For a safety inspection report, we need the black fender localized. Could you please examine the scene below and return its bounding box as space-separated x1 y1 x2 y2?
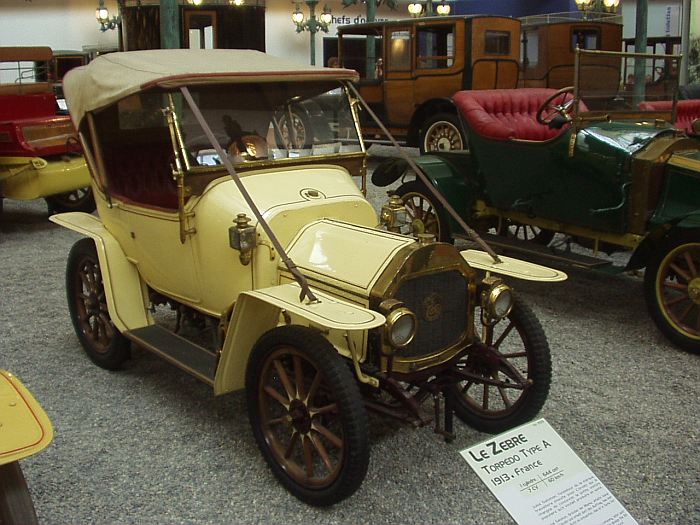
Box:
628 213 700 270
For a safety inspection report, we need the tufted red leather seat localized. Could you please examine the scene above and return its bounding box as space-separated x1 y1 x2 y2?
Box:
102 144 179 210
639 99 700 135
453 88 588 142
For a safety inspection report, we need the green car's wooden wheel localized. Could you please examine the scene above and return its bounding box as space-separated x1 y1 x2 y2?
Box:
644 233 700 353
396 180 451 242
246 326 369 506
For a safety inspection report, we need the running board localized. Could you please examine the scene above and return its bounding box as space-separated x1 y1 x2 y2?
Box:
124 325 217 386
457 232 615 271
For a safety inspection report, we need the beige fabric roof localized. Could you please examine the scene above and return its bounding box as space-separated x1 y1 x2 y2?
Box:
63 49 359 127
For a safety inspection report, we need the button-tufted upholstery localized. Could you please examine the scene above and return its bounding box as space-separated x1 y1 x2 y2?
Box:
639 99 700 135
453 88 588 142
102 144 179 210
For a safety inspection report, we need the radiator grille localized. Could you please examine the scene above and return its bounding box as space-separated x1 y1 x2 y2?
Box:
393 270 468 358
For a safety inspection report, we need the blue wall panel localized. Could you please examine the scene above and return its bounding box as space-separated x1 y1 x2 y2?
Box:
453 1 574 17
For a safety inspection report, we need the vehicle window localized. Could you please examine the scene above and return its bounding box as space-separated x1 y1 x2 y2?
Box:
388 30 411 71
572 29 600 51
521 30 539 67
484 31 511 55
416 25 454 69
175 81 362 166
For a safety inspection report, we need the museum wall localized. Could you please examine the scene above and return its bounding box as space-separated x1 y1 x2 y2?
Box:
0 0 690 68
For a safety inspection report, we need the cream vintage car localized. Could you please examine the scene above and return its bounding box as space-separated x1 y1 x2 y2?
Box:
50 49 565 506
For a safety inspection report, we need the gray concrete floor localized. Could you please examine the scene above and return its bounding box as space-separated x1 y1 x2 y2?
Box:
1 163 699 524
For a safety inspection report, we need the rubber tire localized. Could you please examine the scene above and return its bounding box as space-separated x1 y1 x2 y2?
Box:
46 187 95 214
395 180 452 243
245 325 369 506
0 462 39 525
644 231 700 353
420 112 467 154
451 296 551 434
66 238 131 369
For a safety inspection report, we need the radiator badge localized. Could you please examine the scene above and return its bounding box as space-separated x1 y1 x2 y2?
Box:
422 292 443 322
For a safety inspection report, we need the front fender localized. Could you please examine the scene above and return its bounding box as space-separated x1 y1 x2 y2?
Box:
0 370 53 465
213 283 385 395
628 216 700 270
49 212 150 332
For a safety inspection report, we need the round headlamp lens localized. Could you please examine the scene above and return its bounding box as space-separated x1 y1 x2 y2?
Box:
386 308 416 348
488 284 513 319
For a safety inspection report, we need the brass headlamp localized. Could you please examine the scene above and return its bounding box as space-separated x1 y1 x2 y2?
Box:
480 276 514 323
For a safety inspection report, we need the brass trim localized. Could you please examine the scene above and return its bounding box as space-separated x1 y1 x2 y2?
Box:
668 154 700 171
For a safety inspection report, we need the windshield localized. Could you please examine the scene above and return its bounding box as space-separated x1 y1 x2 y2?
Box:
575 49 680 113
173 81 363 168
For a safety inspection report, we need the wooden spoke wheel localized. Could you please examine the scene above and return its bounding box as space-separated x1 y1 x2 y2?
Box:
395 180 451 242
246 326 369 506
451 296 551 434
420 113 467 153
645 233 700 353
66 238 130 369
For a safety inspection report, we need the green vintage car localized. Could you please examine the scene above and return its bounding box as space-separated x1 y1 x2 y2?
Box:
373 49 700 352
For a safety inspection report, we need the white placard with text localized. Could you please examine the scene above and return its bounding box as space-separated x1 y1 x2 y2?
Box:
460 419 637 525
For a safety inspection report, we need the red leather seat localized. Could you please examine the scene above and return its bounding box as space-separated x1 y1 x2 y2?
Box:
639 99 700 135
453 89 587 142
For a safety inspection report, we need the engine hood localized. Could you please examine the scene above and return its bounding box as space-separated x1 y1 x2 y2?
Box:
283 219 417 299
577 121 677 158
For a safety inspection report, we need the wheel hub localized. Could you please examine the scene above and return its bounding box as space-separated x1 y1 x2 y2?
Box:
288 399 312 434
436 137 452 150
688 278 700 303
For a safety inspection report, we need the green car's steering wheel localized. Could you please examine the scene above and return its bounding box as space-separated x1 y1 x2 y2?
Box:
536 86 576 127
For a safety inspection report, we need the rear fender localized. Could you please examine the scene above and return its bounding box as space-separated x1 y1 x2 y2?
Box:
213 283 385 395
49 212 150 332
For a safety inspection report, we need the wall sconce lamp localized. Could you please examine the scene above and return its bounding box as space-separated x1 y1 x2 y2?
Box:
407 3 423 17
575 0 619 15
95 0 120 31
228 0 245 5
435 1 450 15
407 1 451 17
291 0 332 65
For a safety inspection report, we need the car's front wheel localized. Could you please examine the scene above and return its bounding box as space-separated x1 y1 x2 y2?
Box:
245 326 369 506
644 231 700 353
450 296 551 434
66 238 131 369
46 187 95 214
395 180 451 242
0 462 38 525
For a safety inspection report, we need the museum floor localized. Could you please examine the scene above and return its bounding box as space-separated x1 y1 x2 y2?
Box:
1 153 698 524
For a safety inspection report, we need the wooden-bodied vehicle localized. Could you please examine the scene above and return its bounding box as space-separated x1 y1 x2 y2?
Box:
50 49 566 505
373 49 700 353
0 47 94 215
520 11 622 90
0 370 53 525
337 15 520 152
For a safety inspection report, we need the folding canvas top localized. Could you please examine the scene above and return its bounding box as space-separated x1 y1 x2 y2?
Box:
63 49 359 126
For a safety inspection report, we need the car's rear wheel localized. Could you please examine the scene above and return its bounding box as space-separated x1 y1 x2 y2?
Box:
0 462 38 525
66 238 130 369
497 220 554 246
644 232 700 353
46 187 95 214
451 296 551 433
420 113 467 153
395 180 451 242
246 326 369 506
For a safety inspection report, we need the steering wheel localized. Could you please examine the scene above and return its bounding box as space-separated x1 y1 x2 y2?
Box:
536 86 576 127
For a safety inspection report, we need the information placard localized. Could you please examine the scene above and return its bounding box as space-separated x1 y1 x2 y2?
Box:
460 419 637 525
